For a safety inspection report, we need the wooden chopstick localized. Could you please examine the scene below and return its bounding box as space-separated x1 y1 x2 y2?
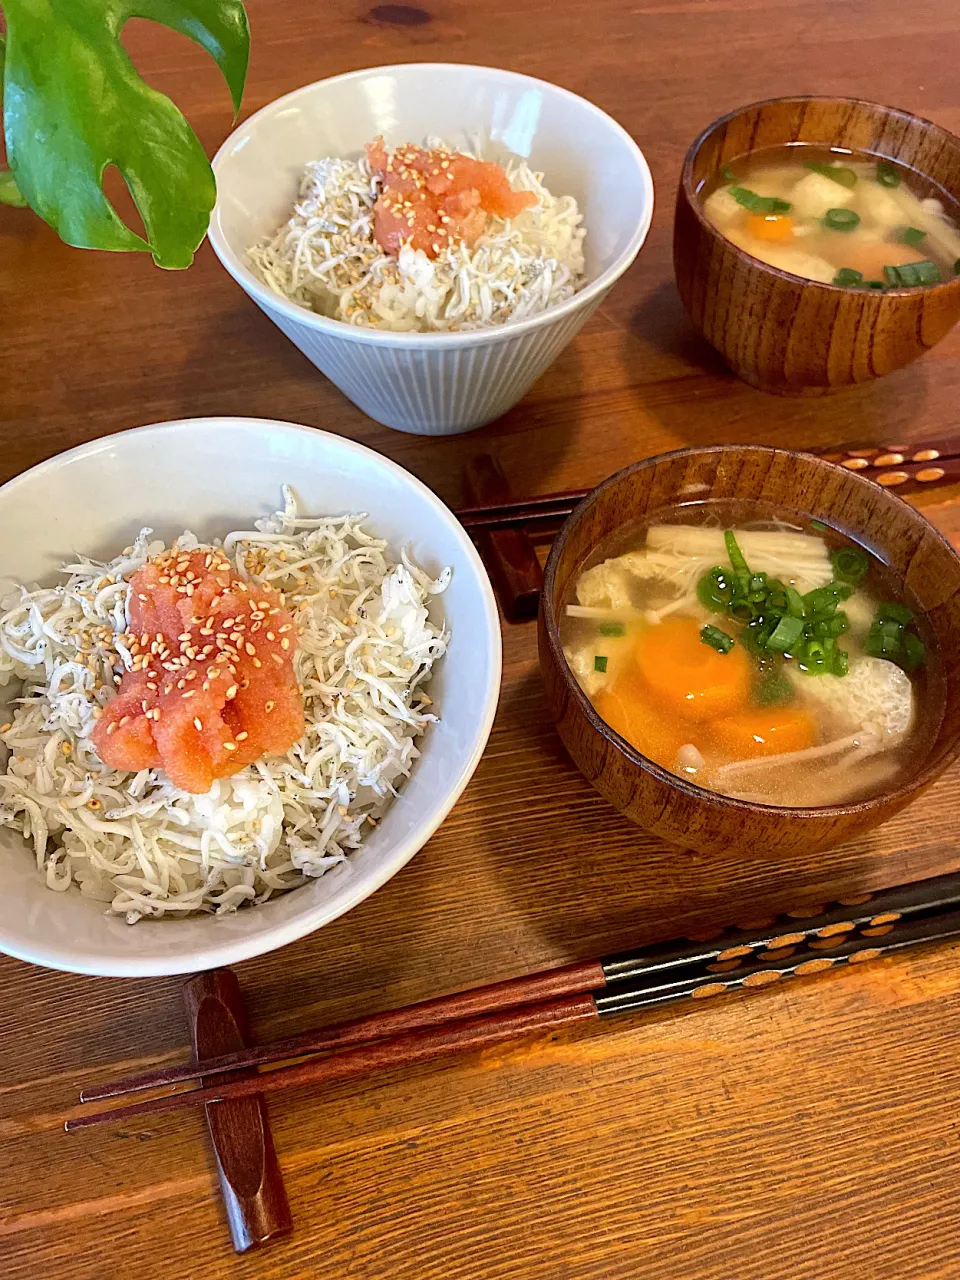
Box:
66 993 599 1131
456 493 585 531
76 871 960 1110
80 959 604 1102
66 906 960 1133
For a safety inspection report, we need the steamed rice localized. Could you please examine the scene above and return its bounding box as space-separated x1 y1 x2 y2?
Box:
247 141 586 332
0 489 449 923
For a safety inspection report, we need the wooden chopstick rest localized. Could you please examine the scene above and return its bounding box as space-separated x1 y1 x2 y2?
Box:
183 969 293 1253
463 454 543 622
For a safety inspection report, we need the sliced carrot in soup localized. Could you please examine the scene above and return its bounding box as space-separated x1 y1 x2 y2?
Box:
635 617 751 722
593 679 689 770
711 706 815 759
746 214 795 241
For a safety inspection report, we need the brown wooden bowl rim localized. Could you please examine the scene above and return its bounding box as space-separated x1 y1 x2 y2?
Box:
679 94 960 298
541 443 960 822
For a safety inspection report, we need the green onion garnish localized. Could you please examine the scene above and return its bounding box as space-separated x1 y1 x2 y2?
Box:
831 545 869 585
865 603 925 671
730 187 792 215
765 615 805 653
876 161 900 188
701 625 735 654
902 631 926 672
823 208 861 232
598 621 625 636
594 655 608 673
697 566 732 612
865 280 887 290
877 601 914 625
955 258 960 276
810 520 828 533
756 672 793 705
833 267 864 287
720 163 736 183
806 161 857 189
899 226 927 248
785 586 807 619
884 260 942 288
724 529 751 580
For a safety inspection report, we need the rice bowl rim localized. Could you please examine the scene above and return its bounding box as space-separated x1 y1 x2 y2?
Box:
0 417 502 977
207 62 655 349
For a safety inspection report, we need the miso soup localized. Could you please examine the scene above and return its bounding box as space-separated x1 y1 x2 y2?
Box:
700 144 960 289
561 505 943 807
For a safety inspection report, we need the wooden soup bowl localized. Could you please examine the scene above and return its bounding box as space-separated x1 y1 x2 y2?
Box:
538 446 960 855
673 96 960 394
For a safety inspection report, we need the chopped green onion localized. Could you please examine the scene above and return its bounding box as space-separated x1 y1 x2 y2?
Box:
955 258 960 276
785 586 807 619
902 631 926 672
730 601 760 624
898 226 927 248
876 161 900 188
594 655 608 673
730 187 792 215
810 520 828 533
884 260 942 287
756 672 794 705
877 601 914 625
764 578 789 613
865 280 887 290
697 568 732 613
598 621 625 636
831 545 869 585
766 615 805 653
823 208 861 232
833 267 864 287
724 529 751 579
806 162 858 189
701 624 735 654
833 648 850 677
720 163 736 183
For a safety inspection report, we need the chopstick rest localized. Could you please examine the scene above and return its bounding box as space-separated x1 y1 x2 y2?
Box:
463 454 543 622
183 969 293 1253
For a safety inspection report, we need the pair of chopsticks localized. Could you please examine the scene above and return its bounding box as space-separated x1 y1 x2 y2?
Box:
456 435 960 536
67 870 960 1132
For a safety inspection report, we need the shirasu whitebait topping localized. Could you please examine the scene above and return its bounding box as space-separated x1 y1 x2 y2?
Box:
0 488 449 923
246 142 586 332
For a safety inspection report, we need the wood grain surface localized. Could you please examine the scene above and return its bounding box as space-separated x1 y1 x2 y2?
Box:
4 2 960 1277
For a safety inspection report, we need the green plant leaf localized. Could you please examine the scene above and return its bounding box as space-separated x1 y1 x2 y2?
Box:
2 0 250 268
0 33 26 206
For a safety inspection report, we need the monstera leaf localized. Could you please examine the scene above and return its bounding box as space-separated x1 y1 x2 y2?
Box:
1 0 249 267
0 36 26 207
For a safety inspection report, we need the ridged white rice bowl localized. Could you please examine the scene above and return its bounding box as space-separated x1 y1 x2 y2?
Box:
208 63 654 435
0 419 501 977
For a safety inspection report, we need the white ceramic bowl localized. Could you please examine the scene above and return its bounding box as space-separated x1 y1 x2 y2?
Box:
208 63 654 436
0 418 501 977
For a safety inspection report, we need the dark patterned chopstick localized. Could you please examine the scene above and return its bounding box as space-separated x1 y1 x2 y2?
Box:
458 439 960 619
821 436 960 495
457 437 960 533
76 872 960 1110
66 903 960 1133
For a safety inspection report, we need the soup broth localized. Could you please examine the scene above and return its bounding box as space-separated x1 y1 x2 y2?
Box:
561 503 943 807
700 143 960 289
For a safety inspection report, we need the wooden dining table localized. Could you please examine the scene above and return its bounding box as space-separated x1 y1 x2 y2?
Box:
5 1 960 1276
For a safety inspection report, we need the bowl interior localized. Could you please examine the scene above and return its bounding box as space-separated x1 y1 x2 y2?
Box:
685 95 960 232
544 446 960 813
0 419 500 976
211 63 652 300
